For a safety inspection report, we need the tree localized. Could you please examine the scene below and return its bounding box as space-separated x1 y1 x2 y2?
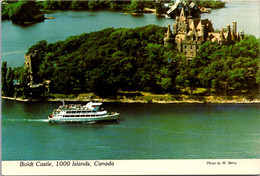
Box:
156 67 172 93
17 67 30 98
130 0 144 11
6 67 14 97
1 62 8 96
10 25 259 97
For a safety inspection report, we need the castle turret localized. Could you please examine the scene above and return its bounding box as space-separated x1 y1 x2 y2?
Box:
231 30 236 42
237 32 240 42
173 16 179 34
226 25 232 44
180 7 187 22
220 28 226 45
164 24 173 46
240 30 245 40
231 21 237 42
201 24 205 41
24 50 39 85
227 25 231 33
233 21 237 34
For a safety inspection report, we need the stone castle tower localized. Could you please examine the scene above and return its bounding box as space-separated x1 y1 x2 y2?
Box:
24 50 51 96
24 50 38 85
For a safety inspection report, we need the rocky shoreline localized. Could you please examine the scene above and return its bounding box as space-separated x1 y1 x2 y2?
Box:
2 95 260 104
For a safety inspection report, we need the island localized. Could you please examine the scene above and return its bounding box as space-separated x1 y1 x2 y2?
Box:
1 1 44 25
1 1 259 104
2 26 259 103
1 0 153 24
1 0 226 24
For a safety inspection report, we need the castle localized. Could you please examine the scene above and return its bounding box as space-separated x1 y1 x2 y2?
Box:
164 7 244 60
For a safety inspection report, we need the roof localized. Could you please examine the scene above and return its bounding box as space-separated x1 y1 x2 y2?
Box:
197 19 214 32
87 102 102 106
189 18 200 29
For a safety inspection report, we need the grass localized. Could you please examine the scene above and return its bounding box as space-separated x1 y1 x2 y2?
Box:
39 88 259 103
46 93 78 99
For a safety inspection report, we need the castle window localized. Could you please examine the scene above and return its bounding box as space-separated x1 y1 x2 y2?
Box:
190 46 193 49
185 52 187 55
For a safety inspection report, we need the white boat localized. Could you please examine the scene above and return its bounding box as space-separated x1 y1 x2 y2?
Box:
48 101 119 123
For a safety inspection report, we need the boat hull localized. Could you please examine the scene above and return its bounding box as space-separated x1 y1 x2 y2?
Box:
48 113 119 123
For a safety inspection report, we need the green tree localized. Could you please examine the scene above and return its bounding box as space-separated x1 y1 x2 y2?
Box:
18 67 30 98
1 62 8 96
156 67 172 93
130 0 144 11
6 67 14 97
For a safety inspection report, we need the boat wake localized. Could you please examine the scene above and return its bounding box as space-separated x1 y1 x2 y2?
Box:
1 50 27 56
4 119 49 123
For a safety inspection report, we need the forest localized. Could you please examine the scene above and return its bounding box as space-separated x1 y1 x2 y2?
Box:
2 0 225 21
2 0 153 21
2 24 259 99
197 0 225 9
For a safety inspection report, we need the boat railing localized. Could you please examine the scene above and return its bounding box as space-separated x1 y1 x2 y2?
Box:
58 104 85 110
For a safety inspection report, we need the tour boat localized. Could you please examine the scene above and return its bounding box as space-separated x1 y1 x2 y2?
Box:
48 101 119 123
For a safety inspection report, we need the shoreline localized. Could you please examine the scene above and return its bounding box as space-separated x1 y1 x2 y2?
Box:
2 96 260 104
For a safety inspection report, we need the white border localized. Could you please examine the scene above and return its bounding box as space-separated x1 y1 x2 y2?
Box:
2 159 260 175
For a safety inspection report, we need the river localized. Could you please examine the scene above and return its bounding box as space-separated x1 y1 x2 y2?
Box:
1 0 259 67
2 99 259 160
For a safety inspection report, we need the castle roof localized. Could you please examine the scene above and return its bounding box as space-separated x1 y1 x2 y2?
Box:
198 19 214 32
189 18 200 29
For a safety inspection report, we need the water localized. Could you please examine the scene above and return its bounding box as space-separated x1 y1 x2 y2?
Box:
1 1 259 67
1 1 260 161
2 99 259 160
1 10 173 67
201 0 259 34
